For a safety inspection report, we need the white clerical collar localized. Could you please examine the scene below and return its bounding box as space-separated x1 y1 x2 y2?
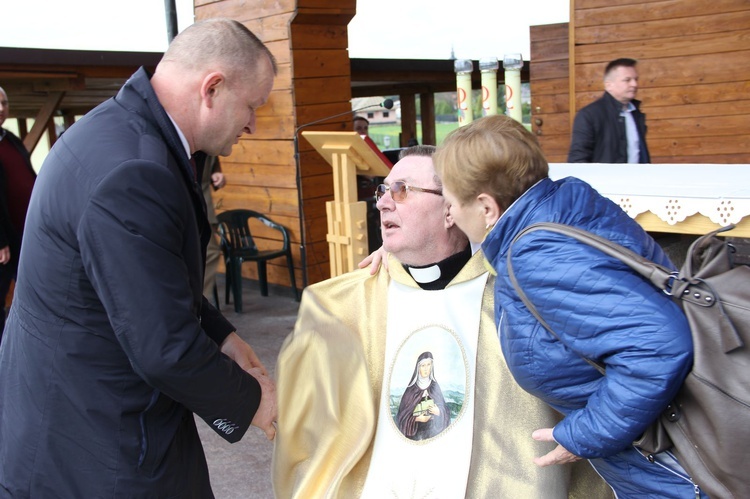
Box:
404 244 472 290
165 112 191 159
409 265 441 284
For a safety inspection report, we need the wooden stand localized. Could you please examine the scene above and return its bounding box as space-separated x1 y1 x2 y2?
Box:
302 131 391 277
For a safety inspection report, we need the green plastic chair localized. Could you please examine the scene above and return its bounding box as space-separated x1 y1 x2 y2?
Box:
217 209 299 313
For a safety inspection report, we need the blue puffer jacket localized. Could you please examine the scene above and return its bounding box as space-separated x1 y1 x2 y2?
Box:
482 177 699 497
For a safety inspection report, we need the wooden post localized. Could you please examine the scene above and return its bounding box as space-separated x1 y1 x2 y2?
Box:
420 92 436 145
399 93 417 146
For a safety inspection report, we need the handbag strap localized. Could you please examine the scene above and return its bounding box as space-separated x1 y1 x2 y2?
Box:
506 222 680 375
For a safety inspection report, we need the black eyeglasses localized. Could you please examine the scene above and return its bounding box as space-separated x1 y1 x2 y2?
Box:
375 181 442 202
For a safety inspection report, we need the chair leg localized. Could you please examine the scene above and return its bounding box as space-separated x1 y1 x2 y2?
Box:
212 282 220 309
286 252 300 301
225 268 231 305
231 259 244 313
258 261 269 297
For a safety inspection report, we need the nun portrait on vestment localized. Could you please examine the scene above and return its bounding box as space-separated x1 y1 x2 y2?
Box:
395 351 450 440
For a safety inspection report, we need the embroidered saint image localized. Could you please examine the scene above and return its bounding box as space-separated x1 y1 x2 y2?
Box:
395 351 451 440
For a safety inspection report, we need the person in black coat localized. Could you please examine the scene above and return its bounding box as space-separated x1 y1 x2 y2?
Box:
0 86 36 341
0 19 278 498
567 58 650 164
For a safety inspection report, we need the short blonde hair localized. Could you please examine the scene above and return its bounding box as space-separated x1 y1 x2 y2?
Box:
434 115 548 211
160 18 277 80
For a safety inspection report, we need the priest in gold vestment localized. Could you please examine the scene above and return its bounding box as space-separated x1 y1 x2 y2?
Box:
273 146 611 498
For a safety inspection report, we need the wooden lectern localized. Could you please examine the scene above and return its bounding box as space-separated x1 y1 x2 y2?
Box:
302 131 391 277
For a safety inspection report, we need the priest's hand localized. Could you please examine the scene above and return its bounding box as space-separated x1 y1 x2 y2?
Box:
220 332 269 376
531 428 581 466
358 245 389 275
247 367 278 441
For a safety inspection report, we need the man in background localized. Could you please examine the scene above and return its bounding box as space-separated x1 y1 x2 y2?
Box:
568 58 650 163
0 86 35 341
0 19 277 497
198 153 226 305
353 115 370 137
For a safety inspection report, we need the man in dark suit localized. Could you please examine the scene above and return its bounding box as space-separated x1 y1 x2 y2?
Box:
0 86 36 341
567 58 650 163
0 19 277 497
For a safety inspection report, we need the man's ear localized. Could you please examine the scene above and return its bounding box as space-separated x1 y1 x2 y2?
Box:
476 193 501 227
200 72 225 108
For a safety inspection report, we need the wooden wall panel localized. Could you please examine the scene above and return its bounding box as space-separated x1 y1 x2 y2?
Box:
530 23 571 162
291 24 349 49
195 0 295 22
576 81 750 108
294 76 351 106
576 31 750 64
574 0 749 28
576 10 750 45
574 52 750 92
575 0 658 9
286 3 357 285
243 14 295 43
530 0 750 165
649 135 750 161
222 140 295 167
291 49 350 79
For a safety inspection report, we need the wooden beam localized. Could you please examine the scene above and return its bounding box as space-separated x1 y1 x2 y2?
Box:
399 93 417 147
23 92 64 154
420 92 436 145
17 118 27 138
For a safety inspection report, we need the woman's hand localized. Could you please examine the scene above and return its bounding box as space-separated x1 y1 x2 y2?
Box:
358 246 389 275
532 428 581 466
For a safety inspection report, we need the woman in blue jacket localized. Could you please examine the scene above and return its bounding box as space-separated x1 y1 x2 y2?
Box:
433 115 702 498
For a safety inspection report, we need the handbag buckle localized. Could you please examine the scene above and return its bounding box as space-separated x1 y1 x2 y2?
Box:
663 272 680 296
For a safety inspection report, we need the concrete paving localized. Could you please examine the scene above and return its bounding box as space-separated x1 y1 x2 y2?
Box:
199 276 300 499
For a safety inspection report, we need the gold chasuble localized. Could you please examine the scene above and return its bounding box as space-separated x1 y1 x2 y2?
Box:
273 251 610 498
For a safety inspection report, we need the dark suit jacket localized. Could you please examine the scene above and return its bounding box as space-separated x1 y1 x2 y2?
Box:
0 67 260 498
567 91 650 163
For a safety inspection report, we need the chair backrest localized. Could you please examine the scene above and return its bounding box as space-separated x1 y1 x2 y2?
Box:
216 209 290 256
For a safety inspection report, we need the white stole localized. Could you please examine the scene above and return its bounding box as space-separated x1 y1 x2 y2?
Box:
361 272 488 498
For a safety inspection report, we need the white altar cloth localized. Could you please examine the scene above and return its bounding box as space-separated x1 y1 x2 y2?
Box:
549 164 750 235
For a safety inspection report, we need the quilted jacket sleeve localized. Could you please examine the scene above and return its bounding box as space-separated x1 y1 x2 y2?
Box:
506 231 693 458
